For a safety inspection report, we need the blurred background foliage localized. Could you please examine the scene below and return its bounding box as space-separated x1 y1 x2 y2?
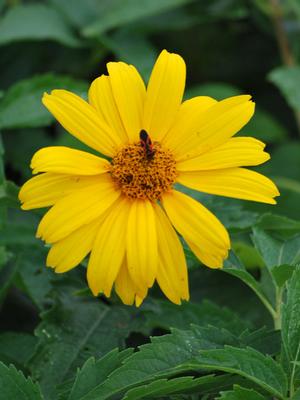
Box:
1 0 300 399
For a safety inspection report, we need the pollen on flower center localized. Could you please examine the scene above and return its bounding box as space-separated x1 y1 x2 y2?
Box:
110 134 177 201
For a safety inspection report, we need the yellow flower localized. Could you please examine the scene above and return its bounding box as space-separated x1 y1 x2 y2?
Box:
19 50 279 306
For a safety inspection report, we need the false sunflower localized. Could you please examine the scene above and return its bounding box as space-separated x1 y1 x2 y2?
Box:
19 50 279 306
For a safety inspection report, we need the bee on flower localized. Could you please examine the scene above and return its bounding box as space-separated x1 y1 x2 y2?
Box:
19 50 279 306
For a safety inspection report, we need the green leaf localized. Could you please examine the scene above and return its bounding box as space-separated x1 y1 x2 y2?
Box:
28 294 139 400
0 333 37 370
0 74 87 129
123 375 219 400
0 134 4 185
281 266 300 382
240 108 287 144
0 362 43 400
223 252 275 318
143 299 250 336
16 247 53 309
196 346 288 398
268 66 300 111
252 227 300 270
218 385 266 399
0 4 81 47
0 255 19 304
71 325 235 400
68 349 133 400
75 323 280 400
82 0 196 37
0 180 19 208
101 30 156 81
257 213 300 238
185 82 241 100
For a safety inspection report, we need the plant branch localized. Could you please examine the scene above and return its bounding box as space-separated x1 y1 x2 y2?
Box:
269 0 300 134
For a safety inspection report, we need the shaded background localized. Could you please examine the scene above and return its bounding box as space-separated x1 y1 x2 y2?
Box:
1 1 300 399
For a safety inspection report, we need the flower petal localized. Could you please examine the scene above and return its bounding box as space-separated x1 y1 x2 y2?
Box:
107 61 146 143
19 173 101 210
177 137 270 171
162 96 217 154
162 190 230 269
88 75 128 144
154 204 189 304
37 174 120 243
143 49 186 141
42 90 120 156
87 198 129 297
115 261 148 306
172 95 255 161
186 239 225 269
126 200 158 292
178 167 280 204
31 146 110 175
46 217 102 273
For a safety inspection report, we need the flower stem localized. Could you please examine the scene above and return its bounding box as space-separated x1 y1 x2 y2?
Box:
269 0 300 136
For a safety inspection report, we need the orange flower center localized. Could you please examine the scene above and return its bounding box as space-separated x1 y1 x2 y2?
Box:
110 135 177 201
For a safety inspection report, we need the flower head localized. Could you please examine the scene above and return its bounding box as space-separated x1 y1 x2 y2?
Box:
19 50 279 306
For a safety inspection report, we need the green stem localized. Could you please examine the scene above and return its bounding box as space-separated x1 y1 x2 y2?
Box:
273 286 283 330
269 0 300 136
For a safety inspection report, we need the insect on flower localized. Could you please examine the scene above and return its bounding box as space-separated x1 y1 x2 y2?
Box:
140 129 155 161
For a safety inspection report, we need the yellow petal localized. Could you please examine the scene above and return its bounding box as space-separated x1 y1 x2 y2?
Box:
154 204 189 304
177 137 270 171
46 217 103 273
178 168 280 204
19 173 101 210
126 199 158 291
172 95 255 161
107 62 146 143
115 261 148 306
186 239 225 269
143 49 186 141
88 75 128 144
162 96 217 155
162 190 230 268
42 90 120 156
31 146 110 175
87 198 129 297
37 175 120 243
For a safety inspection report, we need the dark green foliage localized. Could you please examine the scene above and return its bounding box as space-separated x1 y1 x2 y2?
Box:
2 0 300 399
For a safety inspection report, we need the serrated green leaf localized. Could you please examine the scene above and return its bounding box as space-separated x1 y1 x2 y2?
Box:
73 325 236 400
0 332 37 369
68 349 133 400
196 346 288 398
0 362 43 400
218 385 266 399
0 4 81 47
0 74 87 129
281 266 300 384
28 294 139 400
123 375 217 400
74 323 279 400
268 66 300 111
